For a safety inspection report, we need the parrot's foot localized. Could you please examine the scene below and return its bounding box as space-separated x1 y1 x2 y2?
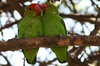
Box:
56 34 65 37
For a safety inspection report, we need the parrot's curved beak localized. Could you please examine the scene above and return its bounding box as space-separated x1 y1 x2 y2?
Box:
34 5 41 16
40 4 47 15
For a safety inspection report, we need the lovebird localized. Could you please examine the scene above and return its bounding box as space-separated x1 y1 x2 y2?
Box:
18 3 43 64
40 2 68 63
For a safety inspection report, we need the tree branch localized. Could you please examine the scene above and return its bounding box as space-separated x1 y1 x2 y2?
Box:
60 14 100 24
84 54 100 63
0 36 100 52
90 0 100 12
70 0 77 13
6 0 24 17
0 21 20 31
0 53 11 66
68 55 88 66
0 14 100 31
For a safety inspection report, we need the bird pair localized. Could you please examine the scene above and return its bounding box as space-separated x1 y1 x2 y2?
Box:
18 2 68 64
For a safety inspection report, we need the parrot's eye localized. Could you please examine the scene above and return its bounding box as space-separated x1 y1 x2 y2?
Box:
49 5 52 7
29 8 32 10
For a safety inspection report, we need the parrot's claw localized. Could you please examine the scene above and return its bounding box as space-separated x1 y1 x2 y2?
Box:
56 34 64 37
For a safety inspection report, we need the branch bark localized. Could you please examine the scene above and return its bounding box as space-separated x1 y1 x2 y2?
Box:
0 36 100 52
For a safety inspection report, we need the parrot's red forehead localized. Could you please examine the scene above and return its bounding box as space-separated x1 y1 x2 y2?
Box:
29 3 41 16
29 3 38 9
40 4 47 8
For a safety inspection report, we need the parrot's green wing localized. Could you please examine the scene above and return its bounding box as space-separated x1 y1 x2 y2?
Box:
50 15 68 63
60 18 67 34
42 2 68 63
18 15 43 64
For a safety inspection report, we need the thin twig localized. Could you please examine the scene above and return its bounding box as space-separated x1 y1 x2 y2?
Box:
70 0 77 13
90 0 100 12
0 53 11 66
0 21 20 31
6 0 24 17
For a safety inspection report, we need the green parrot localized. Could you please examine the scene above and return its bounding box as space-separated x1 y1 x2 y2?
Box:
40 2 68 63
18 3 43 64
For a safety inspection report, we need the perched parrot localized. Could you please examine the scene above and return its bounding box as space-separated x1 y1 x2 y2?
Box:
40 2 68 63
18 3 43 64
